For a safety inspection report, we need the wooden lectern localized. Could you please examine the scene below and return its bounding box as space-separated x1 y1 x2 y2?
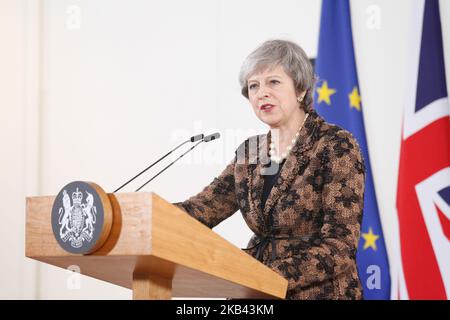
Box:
25 192 288 299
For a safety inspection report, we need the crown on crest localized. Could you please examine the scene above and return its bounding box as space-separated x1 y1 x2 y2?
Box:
72 188 83 204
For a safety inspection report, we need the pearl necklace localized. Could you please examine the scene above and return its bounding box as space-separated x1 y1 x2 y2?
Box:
269 113 309 164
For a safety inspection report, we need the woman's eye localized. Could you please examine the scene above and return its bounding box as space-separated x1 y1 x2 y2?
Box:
270 80 280 84
249 83 258 90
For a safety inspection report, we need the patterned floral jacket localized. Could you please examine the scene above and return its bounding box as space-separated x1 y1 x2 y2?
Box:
174 108 365 299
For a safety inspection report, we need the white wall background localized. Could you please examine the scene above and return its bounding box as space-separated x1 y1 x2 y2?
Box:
1 0 449 299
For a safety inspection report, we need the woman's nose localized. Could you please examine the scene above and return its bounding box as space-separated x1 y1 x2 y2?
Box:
257 85 270 99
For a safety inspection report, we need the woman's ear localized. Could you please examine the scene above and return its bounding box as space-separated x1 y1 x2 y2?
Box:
296 90 306 102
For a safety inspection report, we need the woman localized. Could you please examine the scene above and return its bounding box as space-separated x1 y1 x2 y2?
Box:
174 39 365 300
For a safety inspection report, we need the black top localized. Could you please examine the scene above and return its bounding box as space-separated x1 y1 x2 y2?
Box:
261 159 287 209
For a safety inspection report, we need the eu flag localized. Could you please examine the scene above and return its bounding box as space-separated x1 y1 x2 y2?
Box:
314 0 391 299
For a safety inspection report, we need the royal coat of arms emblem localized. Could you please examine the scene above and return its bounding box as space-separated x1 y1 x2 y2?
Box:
51 181 112 254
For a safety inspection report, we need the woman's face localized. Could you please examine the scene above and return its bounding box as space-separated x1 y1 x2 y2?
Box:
247 64 302 128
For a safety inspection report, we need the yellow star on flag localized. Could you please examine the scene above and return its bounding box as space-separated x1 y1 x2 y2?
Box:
349 86 361 111
362 227 379 251
316 81 336 105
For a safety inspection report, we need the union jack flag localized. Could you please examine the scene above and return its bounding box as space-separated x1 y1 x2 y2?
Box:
396 0 450 299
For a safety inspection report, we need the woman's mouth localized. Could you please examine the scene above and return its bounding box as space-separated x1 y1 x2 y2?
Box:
260 104 276 112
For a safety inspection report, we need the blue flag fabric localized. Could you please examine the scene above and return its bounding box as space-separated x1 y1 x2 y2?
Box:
314 0 391 299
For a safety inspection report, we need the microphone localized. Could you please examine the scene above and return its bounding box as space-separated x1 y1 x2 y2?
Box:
190 134 204 142
135 132 221 192
113 133 204 192
204 132 220 142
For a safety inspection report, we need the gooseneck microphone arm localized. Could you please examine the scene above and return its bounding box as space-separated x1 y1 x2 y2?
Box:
134 132 221 192
134 140 203 192
113 134 204 193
